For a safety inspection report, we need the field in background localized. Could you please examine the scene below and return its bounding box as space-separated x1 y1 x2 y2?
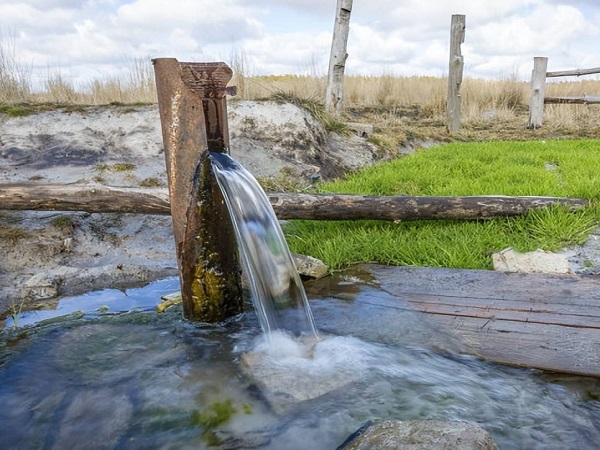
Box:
2 33 600 133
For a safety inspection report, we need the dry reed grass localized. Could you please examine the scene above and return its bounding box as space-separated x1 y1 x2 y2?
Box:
2 33 600 133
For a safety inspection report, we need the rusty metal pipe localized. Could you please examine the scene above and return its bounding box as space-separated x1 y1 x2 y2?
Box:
153 58 242 322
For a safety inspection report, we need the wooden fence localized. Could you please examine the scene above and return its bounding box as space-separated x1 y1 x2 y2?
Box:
446 14 465 133
528 56 600 128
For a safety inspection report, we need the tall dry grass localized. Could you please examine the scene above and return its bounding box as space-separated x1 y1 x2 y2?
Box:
0 31 156 106
32 59 157 105
2 33 600 129
236 74 600 129
0 31 31 103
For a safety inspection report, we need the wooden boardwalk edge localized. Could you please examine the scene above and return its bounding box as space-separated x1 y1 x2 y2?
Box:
367 265 600 378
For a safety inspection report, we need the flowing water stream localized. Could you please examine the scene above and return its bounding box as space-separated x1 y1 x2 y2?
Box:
209 151 317 339
1 154 599 449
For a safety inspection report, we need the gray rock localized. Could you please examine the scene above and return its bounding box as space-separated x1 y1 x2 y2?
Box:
229 100 382 181
292 253 329 279
337 419 499 450
0 101 382 317
492 247 572 274
240 335 366 415
23 273 59 300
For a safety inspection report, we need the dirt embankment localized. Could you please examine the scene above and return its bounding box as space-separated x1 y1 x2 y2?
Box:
0 101 385 318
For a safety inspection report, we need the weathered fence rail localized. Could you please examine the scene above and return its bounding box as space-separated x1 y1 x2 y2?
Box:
528 56 600 128
544 96 600 105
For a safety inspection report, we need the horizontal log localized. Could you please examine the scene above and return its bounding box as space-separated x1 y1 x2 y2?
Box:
544 95 600 104
268 193 588 220
0 183 590 220
0 183 171 215
0 183 589 221
546 67 600 78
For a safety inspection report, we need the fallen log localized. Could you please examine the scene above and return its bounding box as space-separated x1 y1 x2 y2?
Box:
268 193 588 220
0 182 589 221
0 183 171 215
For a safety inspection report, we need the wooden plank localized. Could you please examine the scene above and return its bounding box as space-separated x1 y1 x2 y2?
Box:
395 291 600 317
365 265 600 377
371 266 600 304
442 316 600 375
400 298 600 329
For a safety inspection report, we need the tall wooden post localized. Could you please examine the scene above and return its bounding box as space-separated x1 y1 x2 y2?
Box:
326 0 353 115
528 56 548 129
447 14 465 133
153 58 243 322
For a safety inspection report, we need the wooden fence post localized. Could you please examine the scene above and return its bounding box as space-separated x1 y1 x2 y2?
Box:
528 56 548 129
325 0 353 115
153 58 243 322
447 14 465 133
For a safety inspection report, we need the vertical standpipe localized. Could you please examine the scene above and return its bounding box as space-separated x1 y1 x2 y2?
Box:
153 59 243 322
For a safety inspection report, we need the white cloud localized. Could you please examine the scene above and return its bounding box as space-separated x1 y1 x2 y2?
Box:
114 0 264 42
470 4 592 56
243 31 332 75
0 3 76 31
2 0 599 85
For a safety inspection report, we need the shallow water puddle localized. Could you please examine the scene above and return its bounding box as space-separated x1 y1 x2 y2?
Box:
1 276 599 450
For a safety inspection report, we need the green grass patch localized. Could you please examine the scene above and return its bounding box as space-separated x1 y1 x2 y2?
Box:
257 167 313 192
94 162 137 172
139 177 163 187
0 104 34 117
321 140 600 198
50 214 75 231
284 140 600 271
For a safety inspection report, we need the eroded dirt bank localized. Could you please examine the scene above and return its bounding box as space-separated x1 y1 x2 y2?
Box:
0 102 385 318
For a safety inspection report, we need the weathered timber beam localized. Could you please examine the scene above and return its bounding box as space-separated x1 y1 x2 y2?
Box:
544 96 600 104
0 183 589 220
546 67 600 78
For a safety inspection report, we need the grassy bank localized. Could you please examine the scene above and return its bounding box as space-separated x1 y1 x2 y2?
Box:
284 139 600 270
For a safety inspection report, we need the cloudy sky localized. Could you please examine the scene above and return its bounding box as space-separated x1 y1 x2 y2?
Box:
2 0 599 88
